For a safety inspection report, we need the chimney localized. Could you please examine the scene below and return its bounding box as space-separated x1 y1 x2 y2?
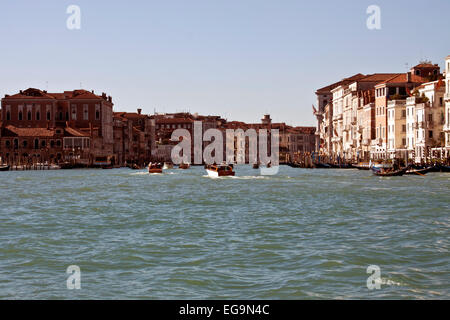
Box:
137 108 142 115
407 72 412 83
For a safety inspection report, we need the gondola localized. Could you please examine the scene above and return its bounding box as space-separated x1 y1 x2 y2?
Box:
372 167 407 177
404 167 431 175
0 165 10 171
313 162 332 169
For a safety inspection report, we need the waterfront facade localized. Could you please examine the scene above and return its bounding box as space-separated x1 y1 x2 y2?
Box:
314 59 449 163
0 88 114 166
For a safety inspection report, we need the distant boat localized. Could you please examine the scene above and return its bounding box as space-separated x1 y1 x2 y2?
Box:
163 162 174 170
179 162 190 169
252 162 260 169
354 163 371 170
314 163 332 169
372 167 406 177
205 164 235 177
148 162 163 174
0 165 10 171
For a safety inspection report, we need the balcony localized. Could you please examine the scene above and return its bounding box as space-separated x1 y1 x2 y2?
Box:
375 138 383 145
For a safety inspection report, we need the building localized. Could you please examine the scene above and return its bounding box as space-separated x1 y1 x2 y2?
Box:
371 71 428 159
444 56 450 156
0 88 114 166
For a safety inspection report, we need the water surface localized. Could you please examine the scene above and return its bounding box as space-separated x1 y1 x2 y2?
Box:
0 166 448 299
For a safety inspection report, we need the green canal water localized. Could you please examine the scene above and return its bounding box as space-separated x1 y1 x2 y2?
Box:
0 166 448 299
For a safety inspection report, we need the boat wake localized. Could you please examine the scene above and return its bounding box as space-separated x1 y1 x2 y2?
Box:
202 175 267 179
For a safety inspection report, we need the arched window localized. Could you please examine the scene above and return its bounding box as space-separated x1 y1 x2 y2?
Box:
36 111 40 121
41 140 46 148
59 111 63 120
23 140 28 148
27 111 32 120
47 111 51 120
34 139 39 149
18 111 23 120
96 110 100 120
50 140 55 148
65 112 69 120
6 111 11 120
14 139 18 149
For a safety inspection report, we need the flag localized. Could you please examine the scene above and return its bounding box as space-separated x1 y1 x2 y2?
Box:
312 105 317 115
436 78 444 90
405 87 412 97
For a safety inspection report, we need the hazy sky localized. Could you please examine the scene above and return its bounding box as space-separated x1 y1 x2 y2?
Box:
0 0 449 126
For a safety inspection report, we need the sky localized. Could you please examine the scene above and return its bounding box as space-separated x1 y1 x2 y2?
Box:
0 0 449 126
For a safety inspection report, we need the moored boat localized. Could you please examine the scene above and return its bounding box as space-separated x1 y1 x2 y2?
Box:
252 163 260 169
205 164 235 177
163 162 174 169
405 166 431 175
0 165 10 171
371 167 407 176
148 162 163 174
354 163 371 170
313 162 332 169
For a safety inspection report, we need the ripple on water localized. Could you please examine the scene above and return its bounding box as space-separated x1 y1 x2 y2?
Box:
0 166 448 299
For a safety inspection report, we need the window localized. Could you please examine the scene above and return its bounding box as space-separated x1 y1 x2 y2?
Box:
428 131 433 138
34 139 39 149
56 140 61 147
27 111 32 120
66 112 69 120
96 110 100 120
402 125 406 132
71 105 77 120
402 110 406 118
36 111 40 121
47 111 51 120
18 111 23 120
83 105 89 120
6 111 10 120
23 140 28 148
41 140 46 147
5 140 10 147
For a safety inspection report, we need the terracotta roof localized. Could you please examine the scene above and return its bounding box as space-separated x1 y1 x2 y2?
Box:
316 73 366 93
156 118 194 124
4 88 56 100
359 73 402 82
3 125 55 137
376 73 427 85
412 63 437 68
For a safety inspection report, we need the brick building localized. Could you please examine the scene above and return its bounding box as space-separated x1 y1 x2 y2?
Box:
0 88 114 166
